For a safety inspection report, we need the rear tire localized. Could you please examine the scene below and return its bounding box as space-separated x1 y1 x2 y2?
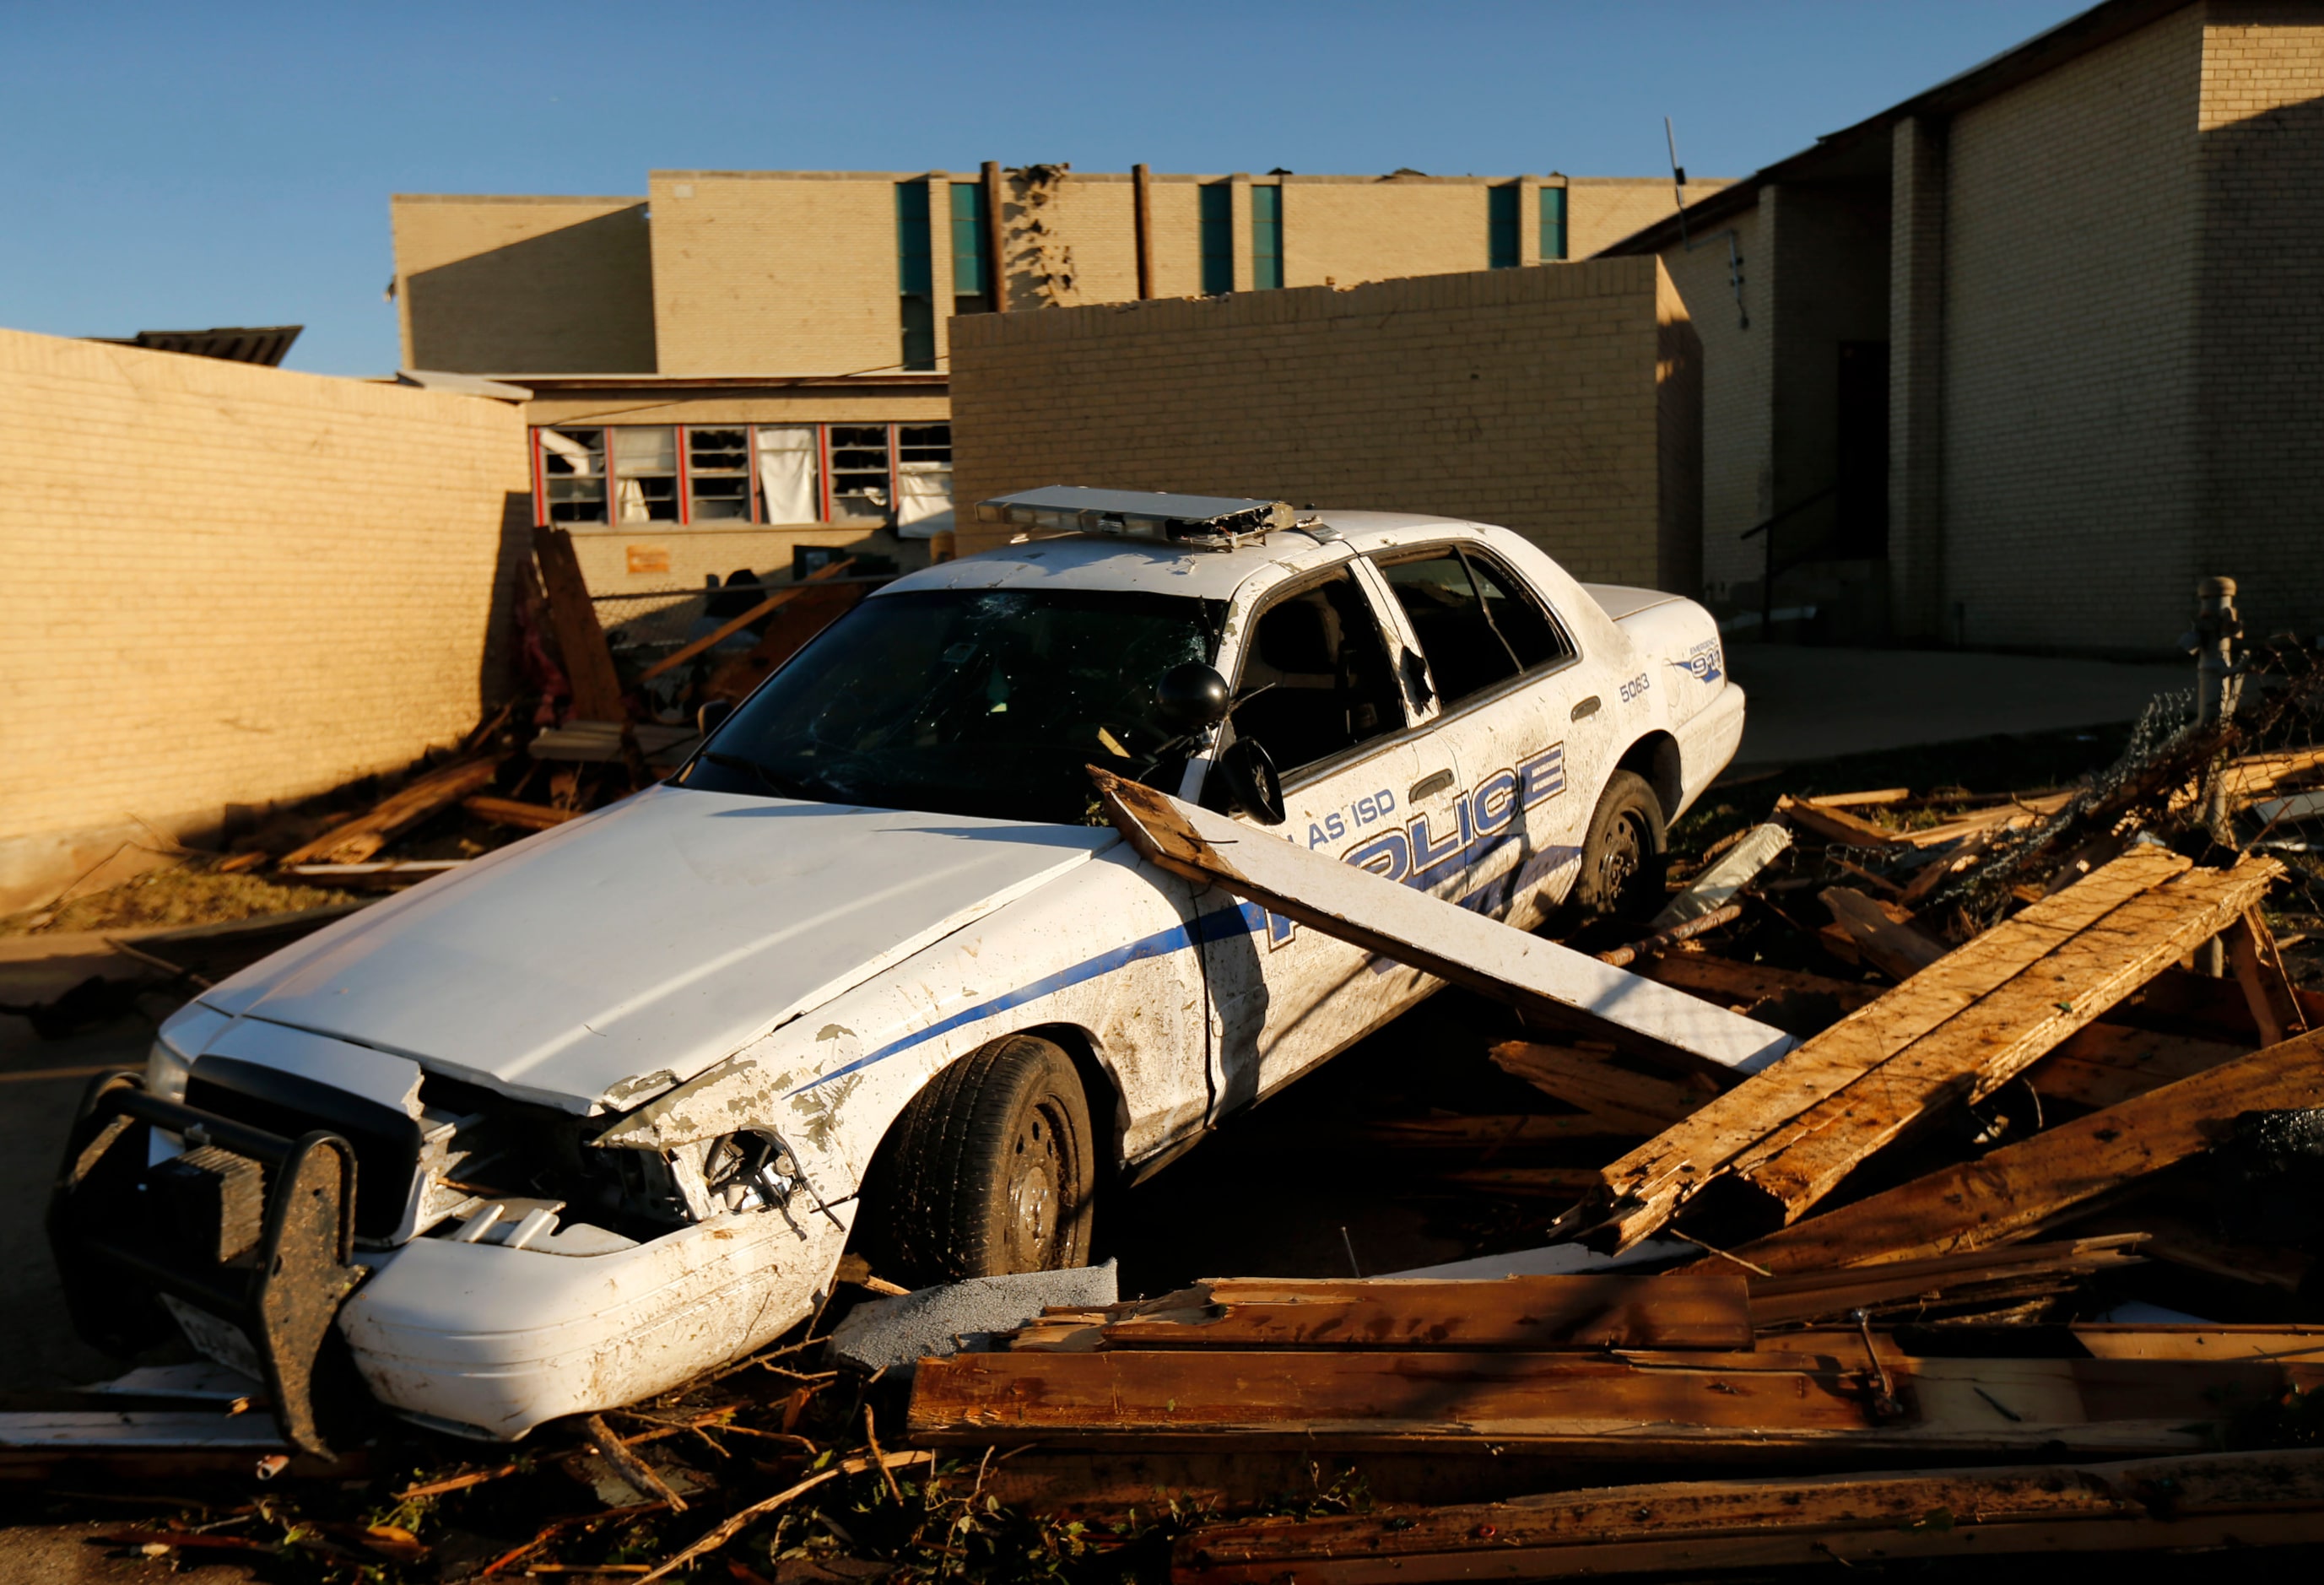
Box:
1572 770 1667 922
854 1035 1095 1288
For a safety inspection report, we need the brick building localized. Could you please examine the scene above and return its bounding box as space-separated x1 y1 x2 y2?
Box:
391 170 1700 597
1604 0 2324 656
948 260 1702 591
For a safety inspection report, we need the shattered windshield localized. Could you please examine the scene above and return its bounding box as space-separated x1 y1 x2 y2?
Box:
676 587 1224 824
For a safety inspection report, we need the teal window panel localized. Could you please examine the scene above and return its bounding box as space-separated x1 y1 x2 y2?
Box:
950 182 988 295
1251 184 1283 290
895 181 932 295
1200 182 1233 295
1540 186 1568 262
1488 185 1520 268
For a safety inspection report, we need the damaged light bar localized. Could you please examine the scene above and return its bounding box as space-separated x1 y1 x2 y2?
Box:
975 485 1296 550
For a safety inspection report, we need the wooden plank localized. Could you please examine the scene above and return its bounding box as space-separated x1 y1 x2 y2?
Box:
1722 858 2283 1227
1489 1042 1711 1133
2020 1020 2247 1111
634 557 856 684
1803 787 1912 808
1743 1236 2147 1328
531 524 626 721
275 757 502 868
1634 953 1879 1013
1726 1025 2324 1274
2226 908 2310 1047
461 795 580 831
1089 769 1797 1077
1170 1449 2324 1583
1819 886 1949 980
2073 1326 2324 1362
1775 794 1904 847
1896 792 2077 850
1572 846 2200 1249
907 1346 2292 1453
1094 1274 1752 1353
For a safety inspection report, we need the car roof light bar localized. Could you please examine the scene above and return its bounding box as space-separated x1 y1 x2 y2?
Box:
976 485 1296 551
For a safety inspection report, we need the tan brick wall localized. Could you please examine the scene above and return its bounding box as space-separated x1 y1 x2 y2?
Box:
1278 179 1489 285
1569 177 1716 259
649 172 911 375
2193 1 2324 638
1941 4 2208 653
392 195 655 375
1657 205 1768 598
948 260 1698 590
0 329 530 913
1888 116 1948 641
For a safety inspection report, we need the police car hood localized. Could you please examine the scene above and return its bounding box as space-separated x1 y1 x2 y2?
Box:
196 784 1119 1112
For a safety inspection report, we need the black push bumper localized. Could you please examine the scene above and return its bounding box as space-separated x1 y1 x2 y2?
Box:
46 1071 366 1456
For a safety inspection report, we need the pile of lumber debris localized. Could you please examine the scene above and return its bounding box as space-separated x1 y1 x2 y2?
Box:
873 722 2324 1572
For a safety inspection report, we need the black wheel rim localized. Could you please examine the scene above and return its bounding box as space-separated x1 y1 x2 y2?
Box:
1005 1100 1070 1269
1599 809 1651 908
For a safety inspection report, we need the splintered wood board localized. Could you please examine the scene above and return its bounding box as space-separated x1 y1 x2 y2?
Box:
1579 848 2280 1247
1096 1274 1751 1352
1728 1024 2324 1274
1170 1449 2324 1583
907 1346 2293 1455
1090 769 1796 1077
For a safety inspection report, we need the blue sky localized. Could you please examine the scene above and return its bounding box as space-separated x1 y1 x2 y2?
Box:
0 2 2086 376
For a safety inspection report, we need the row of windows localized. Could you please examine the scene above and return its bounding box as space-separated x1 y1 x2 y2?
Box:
533 422 953 529
891 179 1574 352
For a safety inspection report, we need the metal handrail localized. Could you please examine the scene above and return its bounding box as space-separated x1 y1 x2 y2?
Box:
1741 484 1840 637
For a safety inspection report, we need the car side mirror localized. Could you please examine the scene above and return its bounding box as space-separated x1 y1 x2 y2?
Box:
696 700 735 738
1215 737 1286 826
1156 662 1231 731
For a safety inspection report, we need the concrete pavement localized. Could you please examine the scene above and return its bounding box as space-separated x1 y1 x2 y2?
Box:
1728 643 2188 769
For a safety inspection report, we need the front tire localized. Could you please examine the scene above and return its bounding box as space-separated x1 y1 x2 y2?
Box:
855 1035 1095 1288
1572 769 1667 921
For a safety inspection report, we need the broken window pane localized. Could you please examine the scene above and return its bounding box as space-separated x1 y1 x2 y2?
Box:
828 425 891 522
538 428 608 525
686 427 751 521
611 426 679 523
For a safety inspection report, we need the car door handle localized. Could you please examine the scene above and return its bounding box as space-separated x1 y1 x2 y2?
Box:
1409 769 1455 802
1570 695 1602 722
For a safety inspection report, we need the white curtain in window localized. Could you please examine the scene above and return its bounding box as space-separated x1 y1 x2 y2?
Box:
756 426 820 523
895 460 954 538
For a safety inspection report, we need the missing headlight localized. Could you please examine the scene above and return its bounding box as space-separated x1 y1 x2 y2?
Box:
700 1129 799 1214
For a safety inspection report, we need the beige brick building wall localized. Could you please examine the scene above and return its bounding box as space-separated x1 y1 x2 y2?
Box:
2194 2 2324 636
948 260 1700 590
649 172 909 375
397 172 1713 380
1658 206 1768 596
1940 4 2208 653
0 329 531 914
392 195 656 374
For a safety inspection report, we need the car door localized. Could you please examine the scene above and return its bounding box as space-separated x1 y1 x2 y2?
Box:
1196 562 1467 1113
1365 540 1589 931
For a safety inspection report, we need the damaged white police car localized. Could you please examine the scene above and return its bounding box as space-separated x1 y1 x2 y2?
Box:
51 489 1743 1448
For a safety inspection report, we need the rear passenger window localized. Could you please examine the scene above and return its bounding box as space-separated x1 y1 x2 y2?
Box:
1376 548 1573 707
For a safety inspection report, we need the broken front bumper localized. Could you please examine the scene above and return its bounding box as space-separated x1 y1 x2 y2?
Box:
338 1204 847 1440
46 1071 366 1456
